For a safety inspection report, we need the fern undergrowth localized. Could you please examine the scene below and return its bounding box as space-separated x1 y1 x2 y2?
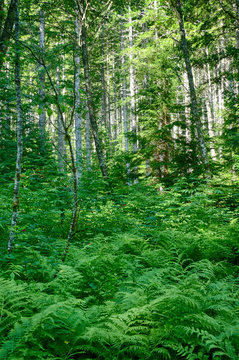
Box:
0 181 238 359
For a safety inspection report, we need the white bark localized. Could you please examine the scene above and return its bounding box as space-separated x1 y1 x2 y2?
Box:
75 13 82 181
112 55 118 152
56 66 66 172
81 23 109 180
205 48 216 160
8 0 23 252
101 29 107 130
106 49 112 152
85 103 91 171
39 9 45 149
120 12 130 180
129 6 138 182
129 6 137 155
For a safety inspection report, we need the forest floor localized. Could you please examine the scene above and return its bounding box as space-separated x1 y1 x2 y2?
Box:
0 178 239 359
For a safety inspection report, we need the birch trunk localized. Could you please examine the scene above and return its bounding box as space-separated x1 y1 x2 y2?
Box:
175 0 209 175
129 6 138 182
235 0 239 94
85 103 91 171
106 48 112 153
120 12 130 181
112 55 118 152
101 29 107 130
28 72 35 123
39 9 45 150
81 24 109 181
8 0 23 252
75 13 82 181
33 31 79 265
205 48 216 160
56 67 65 172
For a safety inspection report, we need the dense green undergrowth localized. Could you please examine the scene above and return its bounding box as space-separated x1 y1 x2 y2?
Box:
0 177 239 360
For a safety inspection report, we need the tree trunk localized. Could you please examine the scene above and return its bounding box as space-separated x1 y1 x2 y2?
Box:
100 28 107 130
0 0 4 35
39 9 45 150
81 23 109 181
8 0 22 252
106 48 112 154
236 0 239 48
129 6 138 182
56 66 66 172
112 55 118 152
85 102 91 171
0 0 16 70
75 13 82 181
205 48 216 160
175 0 210 175
120 12 131 181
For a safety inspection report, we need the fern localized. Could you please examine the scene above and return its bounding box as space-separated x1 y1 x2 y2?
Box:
0 279 30 343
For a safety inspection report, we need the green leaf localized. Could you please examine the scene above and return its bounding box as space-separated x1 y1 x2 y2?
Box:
37 108 43 115
47 108 53 116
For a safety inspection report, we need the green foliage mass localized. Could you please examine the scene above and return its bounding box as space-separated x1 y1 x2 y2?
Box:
0 175 238 359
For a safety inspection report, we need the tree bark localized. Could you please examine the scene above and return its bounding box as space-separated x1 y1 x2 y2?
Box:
236 0 239 48
75 12 82 181
0 0 4 34
56 66 66 172
112 55 118 152
39 9 45 150
174 0 210 175
120 12 131 181
205 48 216 160
85 102 91 171
41 59 79 263
81 23 109 181
100 28 107 130
129 6 138 182
8 0 22 252
0 0 16 70
106 48 112 153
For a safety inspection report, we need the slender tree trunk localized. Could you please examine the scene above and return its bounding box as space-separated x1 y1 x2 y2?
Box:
112 55 118 152
235 0 239 94
38 10 45 150
106 48 112 154
120 13 131 181
0 0 4 35
205 48 217 160
235 0 239 49
8 0 22 252
162 78 169 177
28 72 35 123
1 61 11 135
101 28 107 130
0 0 16 70
56 66 65 172
19 25 79 263
182 72 191 145
81 23 109 181
42 63 78 263
142 19 151 178
61 129 78 262
75 13 82 181
85 102 91 171
174 0 210 175
129 6 138 182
